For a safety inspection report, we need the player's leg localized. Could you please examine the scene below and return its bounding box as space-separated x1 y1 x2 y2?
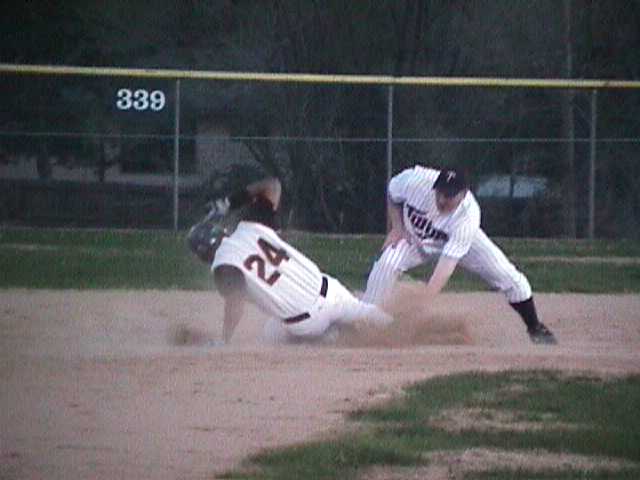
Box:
283 277 393 342
361 239 425 306
282 312 332 338
325 277 393 327
263 317 293 344
459 229 556 344
460 229 532 302
281 281 363 340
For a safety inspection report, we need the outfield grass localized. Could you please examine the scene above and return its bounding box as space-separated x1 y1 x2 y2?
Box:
0 228 212 290
219 371 640 480
1 228 639 292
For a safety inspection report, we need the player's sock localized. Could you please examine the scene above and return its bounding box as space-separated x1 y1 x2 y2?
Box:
509 297 540 331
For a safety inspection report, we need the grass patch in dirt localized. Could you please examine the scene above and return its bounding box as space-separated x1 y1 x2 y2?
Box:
221 371 640 480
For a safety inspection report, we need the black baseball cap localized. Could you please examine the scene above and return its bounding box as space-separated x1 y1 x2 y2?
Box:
433 168 469 198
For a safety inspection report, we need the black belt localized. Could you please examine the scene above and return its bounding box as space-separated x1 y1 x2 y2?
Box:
283 276 328 324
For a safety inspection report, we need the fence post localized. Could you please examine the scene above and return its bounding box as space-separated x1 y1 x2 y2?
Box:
386 84 394 186
385 84 394 229
173 79 181 231
588 88 597 239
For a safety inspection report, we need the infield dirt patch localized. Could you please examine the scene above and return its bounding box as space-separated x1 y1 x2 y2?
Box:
1 283 639 479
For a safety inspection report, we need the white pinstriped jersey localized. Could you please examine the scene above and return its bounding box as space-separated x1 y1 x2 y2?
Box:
388 166 481 259
211 221 324 319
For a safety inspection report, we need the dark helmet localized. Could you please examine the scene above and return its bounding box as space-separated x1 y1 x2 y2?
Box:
433 168 469 198
187 208 230 264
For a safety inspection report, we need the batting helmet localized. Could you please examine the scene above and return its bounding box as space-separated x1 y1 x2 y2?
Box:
187 208 230 264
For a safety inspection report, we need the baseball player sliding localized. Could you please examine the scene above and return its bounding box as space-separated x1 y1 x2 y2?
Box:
188 177 392 344
362 165 557 345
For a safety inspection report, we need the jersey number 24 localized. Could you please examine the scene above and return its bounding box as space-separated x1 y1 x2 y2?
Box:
243 238 290 286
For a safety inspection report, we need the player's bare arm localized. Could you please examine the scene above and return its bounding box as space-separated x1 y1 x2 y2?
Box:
382 198 408 250
423 255 459 300
214 265 247 344
222 290 246 344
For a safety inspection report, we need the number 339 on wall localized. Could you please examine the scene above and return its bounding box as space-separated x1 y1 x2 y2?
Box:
116 88 166 111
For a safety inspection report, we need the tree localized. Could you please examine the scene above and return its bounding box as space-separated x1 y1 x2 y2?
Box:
3 1 640 235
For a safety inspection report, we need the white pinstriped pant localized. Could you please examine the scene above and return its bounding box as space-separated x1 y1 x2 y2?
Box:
362 229 532 306
281 276 393 338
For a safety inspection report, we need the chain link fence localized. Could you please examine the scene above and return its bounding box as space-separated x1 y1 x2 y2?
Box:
1 66 639 238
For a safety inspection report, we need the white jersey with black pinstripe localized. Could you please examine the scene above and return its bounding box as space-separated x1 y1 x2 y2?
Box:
388 166 480 259
212 221 324 319
213 221 393 338
362 165 533 306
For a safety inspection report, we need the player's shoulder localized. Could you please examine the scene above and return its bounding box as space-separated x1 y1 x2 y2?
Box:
396 165 440 187
211 221 285 267
211 222 259 264
236 219 281 240
396 164 438 177
413 165 440 176
459 191 481 222
211 235 235 269
232 220 293 253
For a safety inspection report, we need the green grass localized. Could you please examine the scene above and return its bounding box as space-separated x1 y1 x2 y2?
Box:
494 237 640 258
1 227 639 292
282 232 640 293
220 371 640 480
0 228 213 290
466 470 640 480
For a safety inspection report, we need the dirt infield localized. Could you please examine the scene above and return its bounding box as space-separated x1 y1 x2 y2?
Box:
1 285 640 480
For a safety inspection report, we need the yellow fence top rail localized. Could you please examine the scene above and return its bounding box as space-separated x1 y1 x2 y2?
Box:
2 63 640 89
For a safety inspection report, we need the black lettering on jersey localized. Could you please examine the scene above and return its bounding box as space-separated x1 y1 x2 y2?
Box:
406 205 449 242
243 237 290 286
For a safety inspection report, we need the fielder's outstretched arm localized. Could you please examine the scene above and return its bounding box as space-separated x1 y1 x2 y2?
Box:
423 255 459 300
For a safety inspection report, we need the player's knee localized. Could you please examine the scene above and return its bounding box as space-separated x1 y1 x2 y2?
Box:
373 251 404 275
503 273 532 303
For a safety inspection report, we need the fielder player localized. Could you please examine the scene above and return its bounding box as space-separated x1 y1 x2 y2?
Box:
188 177 392 344
362 165 557 345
